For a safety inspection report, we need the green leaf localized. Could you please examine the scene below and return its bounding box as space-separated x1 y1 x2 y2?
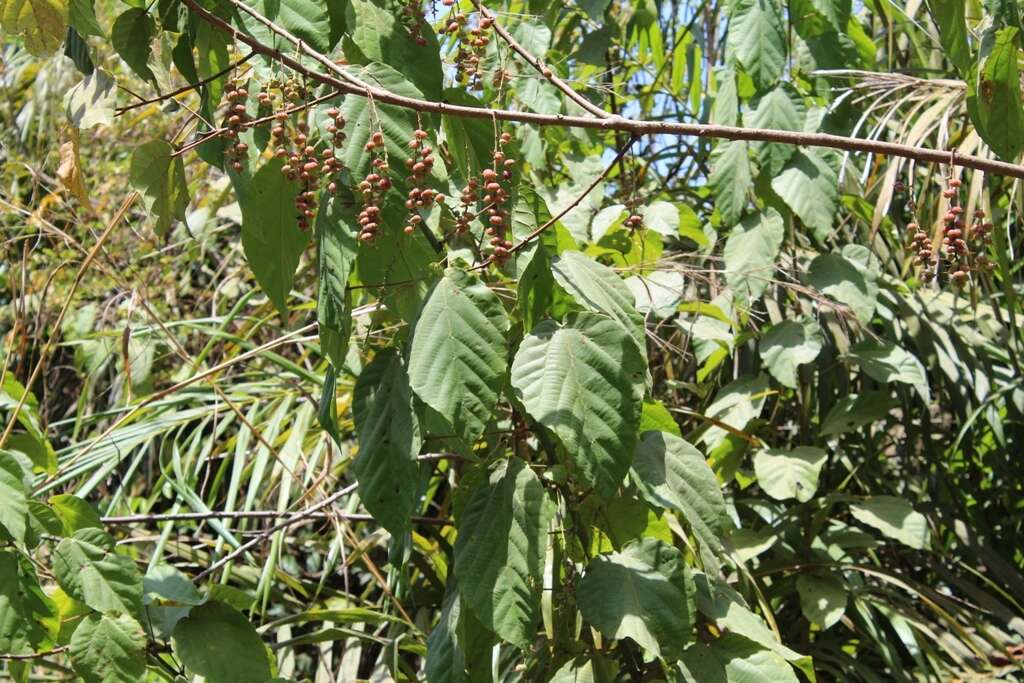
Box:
236 0 331 53
711 66 739 126
849 496 930 550
633 431 731 556
0 456 28 542
511 312 646 497
172 601 271 683
0 550 59 654
143 564 204 606
68 0 101 36
677 635 800 683
743 86 805 175
795 574 847 629
346 0 442 98
640 400 682 437
578 538 696 659
425 588 468 683
709 140 751 226
129 140 189 237
454 458 555 648
642 201 680 238
758 320 823 388
49 494 102 535
315 192 357 366
111 8 154 81
352 349 421 536
771 148 840 241
1 0 68 55
69 612 146 683
233 158 308 317
753 447 827 502
819 391 896 436
52 529 143 615
408 268 510 444
551 250 646 358
969 27 1024 160
805 253 878 324
847 341 928 386
65 68 115 129
723 208 784 304
727 0 787 90
701 375 770 449
550 658 600 682
926 0 970 72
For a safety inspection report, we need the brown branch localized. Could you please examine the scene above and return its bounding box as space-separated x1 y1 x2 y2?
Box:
469 0 609 118
0 647 67 661
101 510 450 525
180 0 1024 179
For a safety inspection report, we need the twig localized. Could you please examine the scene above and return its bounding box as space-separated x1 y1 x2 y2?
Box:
469 0 608 118
102 510 450 525
0 647 67 661
194 482 358 580
179 0 1024 179
116 52 256 115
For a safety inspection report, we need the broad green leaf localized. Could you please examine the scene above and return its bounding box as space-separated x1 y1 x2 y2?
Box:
425 588 468 683
408 268 510 444
759 320 823 388
353 349 421 536
1 376 56 471
795 574 847 629
172 601 271 683
237 0 331 53
52 528 143 615
642 201 681 237
129 140 189 237
969 27 1024 160
550 658 599 683
0 550 59 654
346 0 442 98
711 66 739 126
626 270 688 318
578 538 696 659
819 391 896 436
640 400 682 437
69 612 146 683
771 148 840 241
454 458 555 648
743 86 805 175
805 253 878 324
49 493 102 535
0 456 28 542
849 496 930 550
551 250 646 358
633 431 731 557
1 0 68 54
591 204 626 243
65 68 115 129
541 156 607 243
723 208 784 304
511 312 646 497
338 62 425 180
143 564 204 606
709 140 751 226
233 158 308 317
727 0 787 90
695 574 806 664
701 374 770 449
68 0 100 36
315 192 357 366
677 635 800 683
753 447 827 502
111 8 154 81
847 341 928 386
926 0 970 72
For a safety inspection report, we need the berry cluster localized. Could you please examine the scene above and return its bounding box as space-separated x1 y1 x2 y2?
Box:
483 132 516 262
897 182 936 281
444 11 493 90
624 212 644 230
403 128 444 234
222 82 251 172
940 178 970 285
454 178 479 234
399 0 428 46
357 132 392 242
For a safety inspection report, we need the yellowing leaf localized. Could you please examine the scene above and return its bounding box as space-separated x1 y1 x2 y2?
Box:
1 0 68 55
56 129 92 212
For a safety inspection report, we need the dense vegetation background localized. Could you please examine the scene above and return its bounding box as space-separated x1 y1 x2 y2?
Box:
2 0 1024 680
